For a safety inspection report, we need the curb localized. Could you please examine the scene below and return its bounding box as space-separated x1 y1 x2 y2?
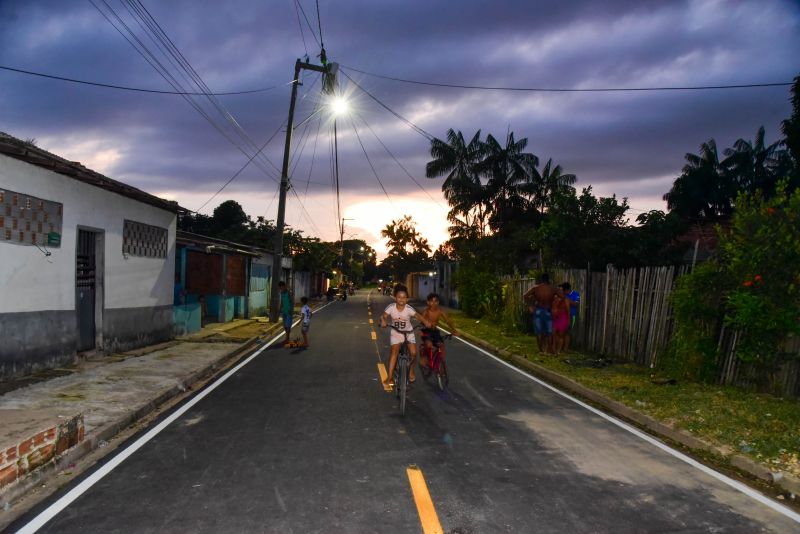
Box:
457 331 800 497
0 327 279 511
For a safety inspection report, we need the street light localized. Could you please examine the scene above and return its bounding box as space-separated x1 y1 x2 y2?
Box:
330 95 349 116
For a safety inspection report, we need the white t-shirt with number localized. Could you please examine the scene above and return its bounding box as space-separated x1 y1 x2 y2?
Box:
384 303 417 345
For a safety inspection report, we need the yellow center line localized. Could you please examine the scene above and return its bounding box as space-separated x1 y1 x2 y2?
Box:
377 363 392 391
407 465 443 534
371 331 377 341
369 318 373 324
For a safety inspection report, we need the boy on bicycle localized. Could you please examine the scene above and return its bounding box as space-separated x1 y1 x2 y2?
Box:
419 293 459 369
380 284 431 388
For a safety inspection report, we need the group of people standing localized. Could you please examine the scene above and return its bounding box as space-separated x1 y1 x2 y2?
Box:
523 273 580 355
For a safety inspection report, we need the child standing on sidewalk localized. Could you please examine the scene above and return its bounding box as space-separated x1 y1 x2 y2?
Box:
300 297 312 348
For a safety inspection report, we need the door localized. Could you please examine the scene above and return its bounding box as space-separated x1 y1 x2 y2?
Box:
76 229 96 351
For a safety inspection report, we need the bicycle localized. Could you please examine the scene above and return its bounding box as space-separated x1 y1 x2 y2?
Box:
419 329 453 392
386 324 418 416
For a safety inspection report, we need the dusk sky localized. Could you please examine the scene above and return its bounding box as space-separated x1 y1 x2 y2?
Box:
1 0 798 257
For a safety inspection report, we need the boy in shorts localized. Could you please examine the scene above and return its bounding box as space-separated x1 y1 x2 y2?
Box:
300 297 312 348
419 293 459 369
380 284 431 388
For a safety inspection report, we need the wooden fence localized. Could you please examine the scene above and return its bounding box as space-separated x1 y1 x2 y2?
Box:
505 265 800 397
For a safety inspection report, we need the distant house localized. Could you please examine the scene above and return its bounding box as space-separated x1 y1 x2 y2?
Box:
0 132 180 380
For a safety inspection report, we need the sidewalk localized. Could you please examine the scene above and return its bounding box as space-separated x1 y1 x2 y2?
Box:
0 317 283 519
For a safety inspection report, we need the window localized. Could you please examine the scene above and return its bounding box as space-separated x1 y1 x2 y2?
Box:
0 188 63 248
123 220 167 258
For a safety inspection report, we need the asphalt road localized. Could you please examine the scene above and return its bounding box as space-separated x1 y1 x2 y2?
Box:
9 290 800 533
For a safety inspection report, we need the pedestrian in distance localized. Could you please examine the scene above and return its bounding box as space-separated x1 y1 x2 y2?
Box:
300 296 312 348
560 282 580 351
278 281 294 346
523 273 555 354
380 284 431 388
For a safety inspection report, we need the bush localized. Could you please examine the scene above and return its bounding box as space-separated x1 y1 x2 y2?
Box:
666 181 800 389
455 267 503 319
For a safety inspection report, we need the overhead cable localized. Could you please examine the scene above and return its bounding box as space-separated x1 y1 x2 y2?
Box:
0 64 289 95
340 70 433 141
354 112 446 210
341 65 795 92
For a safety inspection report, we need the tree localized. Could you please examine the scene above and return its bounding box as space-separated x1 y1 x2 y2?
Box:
724 126 788 197
529 158 576 214
478 132 539 233
426 129 490 237
380 215 432 281
663 139 734 220
781 76 800 168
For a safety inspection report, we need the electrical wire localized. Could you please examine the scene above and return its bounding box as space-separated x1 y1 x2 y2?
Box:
293 0 309 57
347 117 398 213
353 111 445 210
90 0 280 182
295 0 321 48
341 65 795 92
0 64 289 95
122 0 282 176
194 119 287 213
315 0 324 49
340 70 433 140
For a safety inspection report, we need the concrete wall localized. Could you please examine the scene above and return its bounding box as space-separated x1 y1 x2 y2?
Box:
0 154 176 379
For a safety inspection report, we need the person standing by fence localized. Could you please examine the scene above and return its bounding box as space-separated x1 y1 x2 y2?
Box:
561 282 580 352
523 273 555 354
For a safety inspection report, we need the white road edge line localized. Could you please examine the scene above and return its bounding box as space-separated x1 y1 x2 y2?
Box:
442 329 800 524
18 301 335 534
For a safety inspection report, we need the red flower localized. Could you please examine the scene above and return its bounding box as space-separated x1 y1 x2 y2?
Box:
767 207 776 215
743 280 753 287
754 275 762 282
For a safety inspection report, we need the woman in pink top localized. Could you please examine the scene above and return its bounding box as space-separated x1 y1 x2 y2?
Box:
551 287 570 355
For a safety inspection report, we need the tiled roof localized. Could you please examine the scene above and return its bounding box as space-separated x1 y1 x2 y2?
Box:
0 131 181 213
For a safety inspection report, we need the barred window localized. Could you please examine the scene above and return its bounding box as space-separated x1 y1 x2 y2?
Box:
0 188 63 248
123 219 167 258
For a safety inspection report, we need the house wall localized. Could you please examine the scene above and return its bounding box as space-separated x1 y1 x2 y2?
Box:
0 155 176 379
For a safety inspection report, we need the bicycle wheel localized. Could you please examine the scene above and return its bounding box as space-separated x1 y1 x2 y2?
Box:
420 346 432 380
399 358 408 416
437 359 449 392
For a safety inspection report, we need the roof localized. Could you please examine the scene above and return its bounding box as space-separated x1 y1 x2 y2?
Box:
176 230 265 257
0 131 181 213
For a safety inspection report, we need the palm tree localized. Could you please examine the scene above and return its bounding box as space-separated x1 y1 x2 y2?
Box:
724 126 788 197
528 158 576 213
478 132 539 232
426 129 489 236
664 139 734 219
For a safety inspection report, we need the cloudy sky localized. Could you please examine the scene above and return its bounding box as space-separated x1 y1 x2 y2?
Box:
1 0 798 257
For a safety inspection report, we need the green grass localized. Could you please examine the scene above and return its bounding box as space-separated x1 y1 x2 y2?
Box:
448 311 800 478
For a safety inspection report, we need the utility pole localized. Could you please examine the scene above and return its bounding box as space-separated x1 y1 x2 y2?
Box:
269 59 337 322
339 217 354 285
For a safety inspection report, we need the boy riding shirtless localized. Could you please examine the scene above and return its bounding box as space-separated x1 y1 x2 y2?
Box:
419 293 459 369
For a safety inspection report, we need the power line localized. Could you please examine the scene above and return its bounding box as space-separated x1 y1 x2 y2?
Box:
342 65 795 92
0 64 289 95
295 0 321 48
292 0 309 57
354 111 446 210
90 0 279 181
315 0 324 49
340 70 433 141
194 120 287 213
347 117 398 213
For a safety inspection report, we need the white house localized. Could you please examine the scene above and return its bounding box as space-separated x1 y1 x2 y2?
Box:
0 132 179 380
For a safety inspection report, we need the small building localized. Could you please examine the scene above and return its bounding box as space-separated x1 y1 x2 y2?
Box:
174 231 293 334
0 132 179 380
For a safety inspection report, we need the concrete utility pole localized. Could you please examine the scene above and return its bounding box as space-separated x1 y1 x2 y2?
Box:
269 59 337 322
339 217 353 285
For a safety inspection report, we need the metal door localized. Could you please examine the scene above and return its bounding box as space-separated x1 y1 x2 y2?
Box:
76 229 96 351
